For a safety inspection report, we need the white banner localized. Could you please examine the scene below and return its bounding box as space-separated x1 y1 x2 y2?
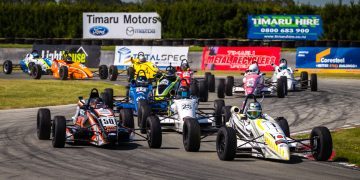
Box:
114 46 189 69
83 12 161 39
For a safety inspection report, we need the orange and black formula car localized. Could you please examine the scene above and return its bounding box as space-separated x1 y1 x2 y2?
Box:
36 88 162 148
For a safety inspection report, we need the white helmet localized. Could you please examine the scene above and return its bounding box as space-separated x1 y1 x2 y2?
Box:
279 63 287 70
248 64 259 74
246 102 262 119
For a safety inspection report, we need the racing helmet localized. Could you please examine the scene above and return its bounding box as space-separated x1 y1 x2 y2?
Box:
136 75 148 87
180 61 190 71
279 63 287 70
89 97 105 109
31 50 40 58
65 55 72 62
138 52 146 63
248 64 259 74
177 86 190 99
246 102 262 119
166 69 176 81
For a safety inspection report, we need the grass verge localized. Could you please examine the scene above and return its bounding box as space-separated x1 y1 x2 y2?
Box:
294 127 360 166
0 79 125 109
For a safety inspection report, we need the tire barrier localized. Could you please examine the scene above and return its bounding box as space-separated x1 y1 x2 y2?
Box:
1 38 360 48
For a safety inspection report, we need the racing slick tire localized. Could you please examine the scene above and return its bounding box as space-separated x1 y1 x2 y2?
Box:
310 74 318 91
276 78 285 98
31 64 42 79
146 115 162 148
127 67 135 82
138 100 151 134
222 106 232 125
99 65 108 80
198 80 209 102
3 60 12 74
225 76 234 96
281 76 288 95
37 108 51 140
59 66 68 80
310 126 333 161
28 62 35 73
204 72 212 82
216 126 237 161
183 117 201 152
52 116 66 148
101 88 114 109
208 74 216 92
119 109 135 141
214 99 225 127
300 71 308 89
275 117 290 137
190 80 199 97
109 65 118 81
217 78 225 98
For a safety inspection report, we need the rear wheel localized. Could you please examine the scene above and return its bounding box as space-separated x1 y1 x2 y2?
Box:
183 118 201 152
3 60 13 74
190 80 199 97
119 109 134 141
31 64 42 79
127 67 135 82
99 65 108 79
276 78 285 98
222 106 232 125
310 74 318 91
300 71 308 89
204 72 211 82
52 116 66 148
214 99 225 127
198 80 208 102
37 108 51 140
216 126 237 161
225 76 234 96
138 100 151 134
146 115 162 148
310 126 332 161
208 74 216 92
109 65 118 81
217 78 225 98
275 117 290 137
101 88 113 109
59 66 68 80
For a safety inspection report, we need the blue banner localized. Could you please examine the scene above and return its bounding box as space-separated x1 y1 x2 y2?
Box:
296 47 360 69
247 15 323 40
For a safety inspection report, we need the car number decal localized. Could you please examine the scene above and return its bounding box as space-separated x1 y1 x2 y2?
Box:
100 117 116 126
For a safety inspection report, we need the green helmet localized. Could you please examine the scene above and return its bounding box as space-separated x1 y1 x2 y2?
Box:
246 102 262 119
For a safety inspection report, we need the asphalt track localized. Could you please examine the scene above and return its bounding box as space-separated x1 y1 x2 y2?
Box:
0 72 360 179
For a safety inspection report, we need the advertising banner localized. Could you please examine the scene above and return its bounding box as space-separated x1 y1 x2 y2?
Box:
83 12 161 39
248 15 323 40
114 46 189 69
201 47 281 71
33 45 101 68
296 47 360 71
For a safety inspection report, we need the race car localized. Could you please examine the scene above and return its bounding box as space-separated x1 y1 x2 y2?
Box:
144 79 225 152
216 94 333 161
2 50 52 79
217 63 287 98
36 88 162 148
50 55 95 80
270 58 318 92
127 52 159 82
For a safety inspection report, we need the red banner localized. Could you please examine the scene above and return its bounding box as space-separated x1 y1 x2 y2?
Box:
201 47 281 71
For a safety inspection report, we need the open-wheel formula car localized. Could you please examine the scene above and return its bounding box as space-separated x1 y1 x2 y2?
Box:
217 63 287 98
146 79 226 152
270 58 318 92
2 50 52 79
216 94 333 161
37 88 162 148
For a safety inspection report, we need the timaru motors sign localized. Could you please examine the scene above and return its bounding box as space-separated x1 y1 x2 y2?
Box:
83 12 161 39
201 47 280 71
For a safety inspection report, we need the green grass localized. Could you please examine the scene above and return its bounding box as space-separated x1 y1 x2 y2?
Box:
101 45 116 51
0 79 125 109
294 127 360 166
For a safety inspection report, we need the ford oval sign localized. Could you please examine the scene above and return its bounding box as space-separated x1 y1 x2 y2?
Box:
89 26 109 36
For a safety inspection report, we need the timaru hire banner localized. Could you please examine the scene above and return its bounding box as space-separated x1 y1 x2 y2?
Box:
247 15 323 40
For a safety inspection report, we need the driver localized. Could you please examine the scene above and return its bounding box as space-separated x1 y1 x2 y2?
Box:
30 50 40 59
72 97 105 125
177 86 190 99
279 62 287 71
246 63 259 75
138 52 147 63
246 102 262 119
180 61 190 71
136 75 148 87
166 68 177 82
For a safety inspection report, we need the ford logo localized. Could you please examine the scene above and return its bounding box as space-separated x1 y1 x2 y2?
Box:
89 26 109 36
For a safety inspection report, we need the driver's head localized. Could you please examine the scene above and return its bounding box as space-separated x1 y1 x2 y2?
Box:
248 64 259 74
136 76 148 87
246 102 262 119
177 86 190 99
66 56 72 62
89 97 104 109
31 50 40 58
279 63 287 70
166 69 176 81
180 61 190 71
138 52 146 63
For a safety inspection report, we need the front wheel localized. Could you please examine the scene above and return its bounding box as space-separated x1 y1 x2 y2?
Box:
198 80 208 102
37 108 51 140
310 74 318 91
216 126 237 161
31 64 42 79
276 78 285 98
59 66 68 80
275 117 290 137
214 99 225 127
310 126 332 161
225 76 234 96
138 100 151 134
217 78 225 98
183 118 201 152
109 65 118 81
52 116 66 148
146 115 162 148
3 60 13 74
99 65 108 80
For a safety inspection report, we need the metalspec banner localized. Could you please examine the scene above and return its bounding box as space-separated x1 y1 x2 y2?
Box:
114 46 189 69
248 15 323 40
296 47 360 70
83 12 161 39
32 45 101 68
201 47 281 71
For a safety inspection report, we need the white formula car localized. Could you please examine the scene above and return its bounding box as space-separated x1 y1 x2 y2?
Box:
216 94 333 161
145 79 225 152
271 59 318 93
